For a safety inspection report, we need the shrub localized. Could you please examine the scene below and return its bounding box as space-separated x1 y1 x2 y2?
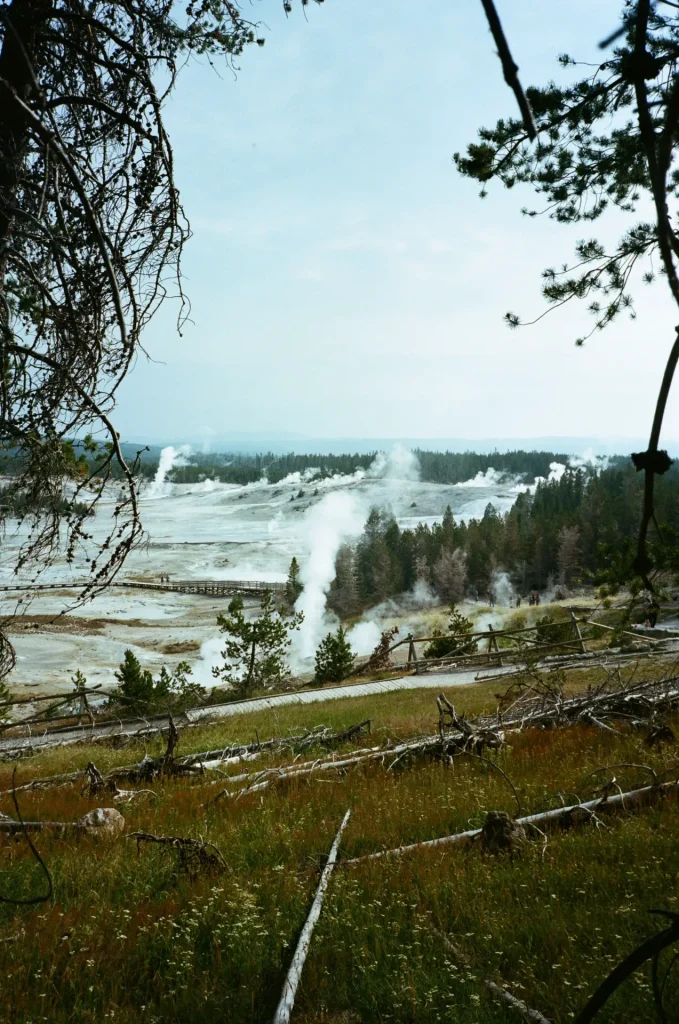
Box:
315 625 355 683
534 614 573 646
110 651 206 714
424 606 477 660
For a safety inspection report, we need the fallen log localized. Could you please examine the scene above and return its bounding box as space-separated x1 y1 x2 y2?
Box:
216 715 504 801
0 768 88 797
435 929 550 1024
215 734 474 801
272 809 351 1024
182 721 371 766
0 721 374 796
0 807 125 839
344 779 679 865
490 673 679 734
437 693 504 753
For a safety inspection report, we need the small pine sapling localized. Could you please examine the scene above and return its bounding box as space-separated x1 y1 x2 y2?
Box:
315 625 355 684
424 606 478 660
213 590 303 698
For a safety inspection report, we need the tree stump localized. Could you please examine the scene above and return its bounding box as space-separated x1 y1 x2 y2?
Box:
479 811 526 855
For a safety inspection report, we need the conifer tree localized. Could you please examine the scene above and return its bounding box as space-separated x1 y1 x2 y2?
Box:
111 650 205 713
213 590 303 698
557 526 582 589
112 650 156 713
328 544 360 617
314 625 355 684
285 557 304 607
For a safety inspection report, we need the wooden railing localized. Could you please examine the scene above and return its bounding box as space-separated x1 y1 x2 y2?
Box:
0 578 285 596
350 611 668 678
115 579 285 596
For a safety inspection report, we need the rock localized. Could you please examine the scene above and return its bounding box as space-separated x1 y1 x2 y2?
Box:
77 807 125 838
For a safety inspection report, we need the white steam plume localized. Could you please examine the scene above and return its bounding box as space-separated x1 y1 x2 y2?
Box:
492 570 515 607
346 619 381 655
368 442 420 482
458 467 509 488
290 446 421 668
569 449 609 471
276 443 421 496
147 445 191 498
520 461 568 494
292 492 366 664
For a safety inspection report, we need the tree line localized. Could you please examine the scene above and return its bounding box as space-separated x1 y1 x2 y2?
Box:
76 447 607 487
327 461 679 613
165 448 595 486
0 446 625 491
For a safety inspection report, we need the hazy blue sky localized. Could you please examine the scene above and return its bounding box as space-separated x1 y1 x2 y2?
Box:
114 0 679 445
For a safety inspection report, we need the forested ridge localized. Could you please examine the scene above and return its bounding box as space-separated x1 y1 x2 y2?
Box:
80 447 601 486
327 461 679 614
0 447 577 486
167 448 584 485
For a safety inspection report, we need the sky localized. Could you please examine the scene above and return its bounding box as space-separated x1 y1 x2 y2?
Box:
114 0 679 447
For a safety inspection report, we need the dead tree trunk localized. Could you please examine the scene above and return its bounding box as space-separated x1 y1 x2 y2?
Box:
345 780 679 865
272 809 351 1024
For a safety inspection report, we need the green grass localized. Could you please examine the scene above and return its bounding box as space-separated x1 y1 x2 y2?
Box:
0 666 678 1023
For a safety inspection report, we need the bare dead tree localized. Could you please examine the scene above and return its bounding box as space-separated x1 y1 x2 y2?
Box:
0 0 320 672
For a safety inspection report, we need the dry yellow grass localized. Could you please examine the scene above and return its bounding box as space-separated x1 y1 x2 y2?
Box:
0 662 677 1023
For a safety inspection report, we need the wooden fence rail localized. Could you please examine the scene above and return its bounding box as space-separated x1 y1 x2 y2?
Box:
351 612 667 678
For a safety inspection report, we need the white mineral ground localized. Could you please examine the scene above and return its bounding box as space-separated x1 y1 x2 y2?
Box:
0 464 535 695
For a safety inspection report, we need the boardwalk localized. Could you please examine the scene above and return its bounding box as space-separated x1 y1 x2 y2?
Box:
114 579 286 596
0 578 285 597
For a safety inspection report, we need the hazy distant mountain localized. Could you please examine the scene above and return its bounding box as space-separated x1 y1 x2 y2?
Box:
119 433 673 458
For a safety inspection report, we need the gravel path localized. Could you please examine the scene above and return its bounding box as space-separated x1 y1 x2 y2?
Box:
0 665 518 755
4 642 676 756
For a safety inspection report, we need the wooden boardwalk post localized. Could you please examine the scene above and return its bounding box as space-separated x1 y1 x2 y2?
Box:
569 607 586 654
407 635 419 675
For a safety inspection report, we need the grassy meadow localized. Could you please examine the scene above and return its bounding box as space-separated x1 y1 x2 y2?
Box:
0 666 678 1024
